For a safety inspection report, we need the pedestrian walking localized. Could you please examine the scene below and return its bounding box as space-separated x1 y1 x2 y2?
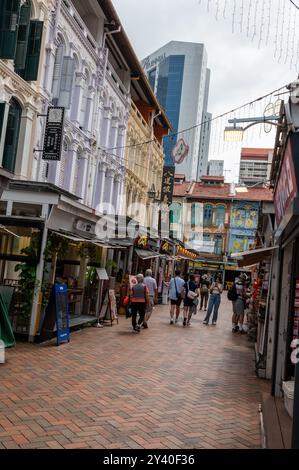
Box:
231 273 247 333
143 269 158 328
168 270 185 324
183 274 199 326
130 274 149 333
203 276 223 325
199 274 210 311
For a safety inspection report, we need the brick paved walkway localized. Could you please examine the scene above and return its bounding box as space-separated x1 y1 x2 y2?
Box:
0 298 264 449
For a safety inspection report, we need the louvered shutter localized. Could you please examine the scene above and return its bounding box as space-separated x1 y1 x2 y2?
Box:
58 57 75 109
23 20 43 81
0 103 5 143
14 1 31 71
0 0 20 59
52 44 64 100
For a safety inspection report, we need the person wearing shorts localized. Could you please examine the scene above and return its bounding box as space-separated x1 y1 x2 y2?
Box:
143 269 158 328
168 270 185 324
232 273 247 333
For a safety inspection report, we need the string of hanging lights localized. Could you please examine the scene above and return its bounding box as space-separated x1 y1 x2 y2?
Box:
198 0 299 70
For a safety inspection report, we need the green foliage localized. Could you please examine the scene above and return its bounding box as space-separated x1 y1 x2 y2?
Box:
106 260 117 271
86 267 97 284
44 233 69 260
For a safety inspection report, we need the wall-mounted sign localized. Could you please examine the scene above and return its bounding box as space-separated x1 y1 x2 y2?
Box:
74 219 96 235
274 139 297 227
42 107 65 161
171 138 189 165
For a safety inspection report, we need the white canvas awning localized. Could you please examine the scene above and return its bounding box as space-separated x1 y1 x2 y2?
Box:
231 246 279 268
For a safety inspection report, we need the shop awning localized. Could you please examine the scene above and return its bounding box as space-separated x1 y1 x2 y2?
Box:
231 246 279 268
135 249 161 260
50 230 124 248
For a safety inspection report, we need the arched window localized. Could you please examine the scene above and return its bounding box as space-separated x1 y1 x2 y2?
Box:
2 98 22 173
215 205 225 227
203 204 213 227
214 235 223 255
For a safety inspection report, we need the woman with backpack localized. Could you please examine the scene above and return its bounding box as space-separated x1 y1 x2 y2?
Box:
199 274 210 311
130 274 149 333
183 274 199 327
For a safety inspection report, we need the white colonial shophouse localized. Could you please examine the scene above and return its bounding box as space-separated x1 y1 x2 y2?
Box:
35 0 129 213
0 0 169 341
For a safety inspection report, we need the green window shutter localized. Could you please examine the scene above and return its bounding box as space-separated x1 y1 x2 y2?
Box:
58 57 75 109
0 0 21 59
2 99 22 173
0 103 5 141
23 20 43 81
14 0 31 72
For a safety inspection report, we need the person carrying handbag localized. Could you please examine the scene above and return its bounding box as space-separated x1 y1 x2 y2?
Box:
130 274 149 333
168 270 185 325
183 274 199 327
203 276 223 326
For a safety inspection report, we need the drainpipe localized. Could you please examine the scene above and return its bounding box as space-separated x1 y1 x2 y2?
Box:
103 24 122 48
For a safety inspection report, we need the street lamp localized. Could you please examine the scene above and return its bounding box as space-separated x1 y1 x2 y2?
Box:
147 184 156 200
224 115 285 142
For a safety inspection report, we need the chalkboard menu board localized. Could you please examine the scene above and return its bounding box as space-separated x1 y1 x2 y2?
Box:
54 284 70 345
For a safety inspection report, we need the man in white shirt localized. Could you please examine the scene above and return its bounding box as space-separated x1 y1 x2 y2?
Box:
168 270 185 324
143 269 158 328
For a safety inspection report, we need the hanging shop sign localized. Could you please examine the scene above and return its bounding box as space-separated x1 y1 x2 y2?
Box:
42 107 65 161
176 245 197 259
171 138 189 165
160 166 175 205
160 240 174 255
193 261 223 270
274 138 297 228
54 283 70 346
135 235 148 248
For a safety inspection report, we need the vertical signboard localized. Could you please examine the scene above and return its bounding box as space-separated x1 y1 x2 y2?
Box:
42 107 65 161
54 283 70 346
160 166 175 205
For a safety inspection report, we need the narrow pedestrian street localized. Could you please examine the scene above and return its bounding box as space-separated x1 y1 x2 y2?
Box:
0 298 264 449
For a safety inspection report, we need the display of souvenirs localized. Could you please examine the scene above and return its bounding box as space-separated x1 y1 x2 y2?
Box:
293 281 299 341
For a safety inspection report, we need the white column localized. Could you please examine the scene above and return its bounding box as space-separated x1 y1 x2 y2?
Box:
43 45 56 96
112 176 121 214
64 146 77 192
104 169 115 207
85 87 95 133
14 105 35 180
101 109 112 149
93 163 107 210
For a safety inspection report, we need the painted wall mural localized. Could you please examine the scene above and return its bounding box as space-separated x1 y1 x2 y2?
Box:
229 202 259 254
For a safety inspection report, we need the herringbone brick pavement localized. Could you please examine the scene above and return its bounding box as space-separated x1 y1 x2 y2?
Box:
0 297 265 449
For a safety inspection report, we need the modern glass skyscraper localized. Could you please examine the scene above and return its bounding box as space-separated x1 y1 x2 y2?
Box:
142 41 211 181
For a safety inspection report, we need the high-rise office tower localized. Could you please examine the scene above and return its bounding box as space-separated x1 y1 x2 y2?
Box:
142 41 211 181
239 148 273 185
208 159 224 177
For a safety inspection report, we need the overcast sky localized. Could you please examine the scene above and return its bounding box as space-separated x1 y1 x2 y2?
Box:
112 0 297 181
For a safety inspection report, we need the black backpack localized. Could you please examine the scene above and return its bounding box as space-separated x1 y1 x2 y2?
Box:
227 284 238 301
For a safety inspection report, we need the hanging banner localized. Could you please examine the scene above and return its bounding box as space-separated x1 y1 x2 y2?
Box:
160 166 175 205
42 107 65 161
